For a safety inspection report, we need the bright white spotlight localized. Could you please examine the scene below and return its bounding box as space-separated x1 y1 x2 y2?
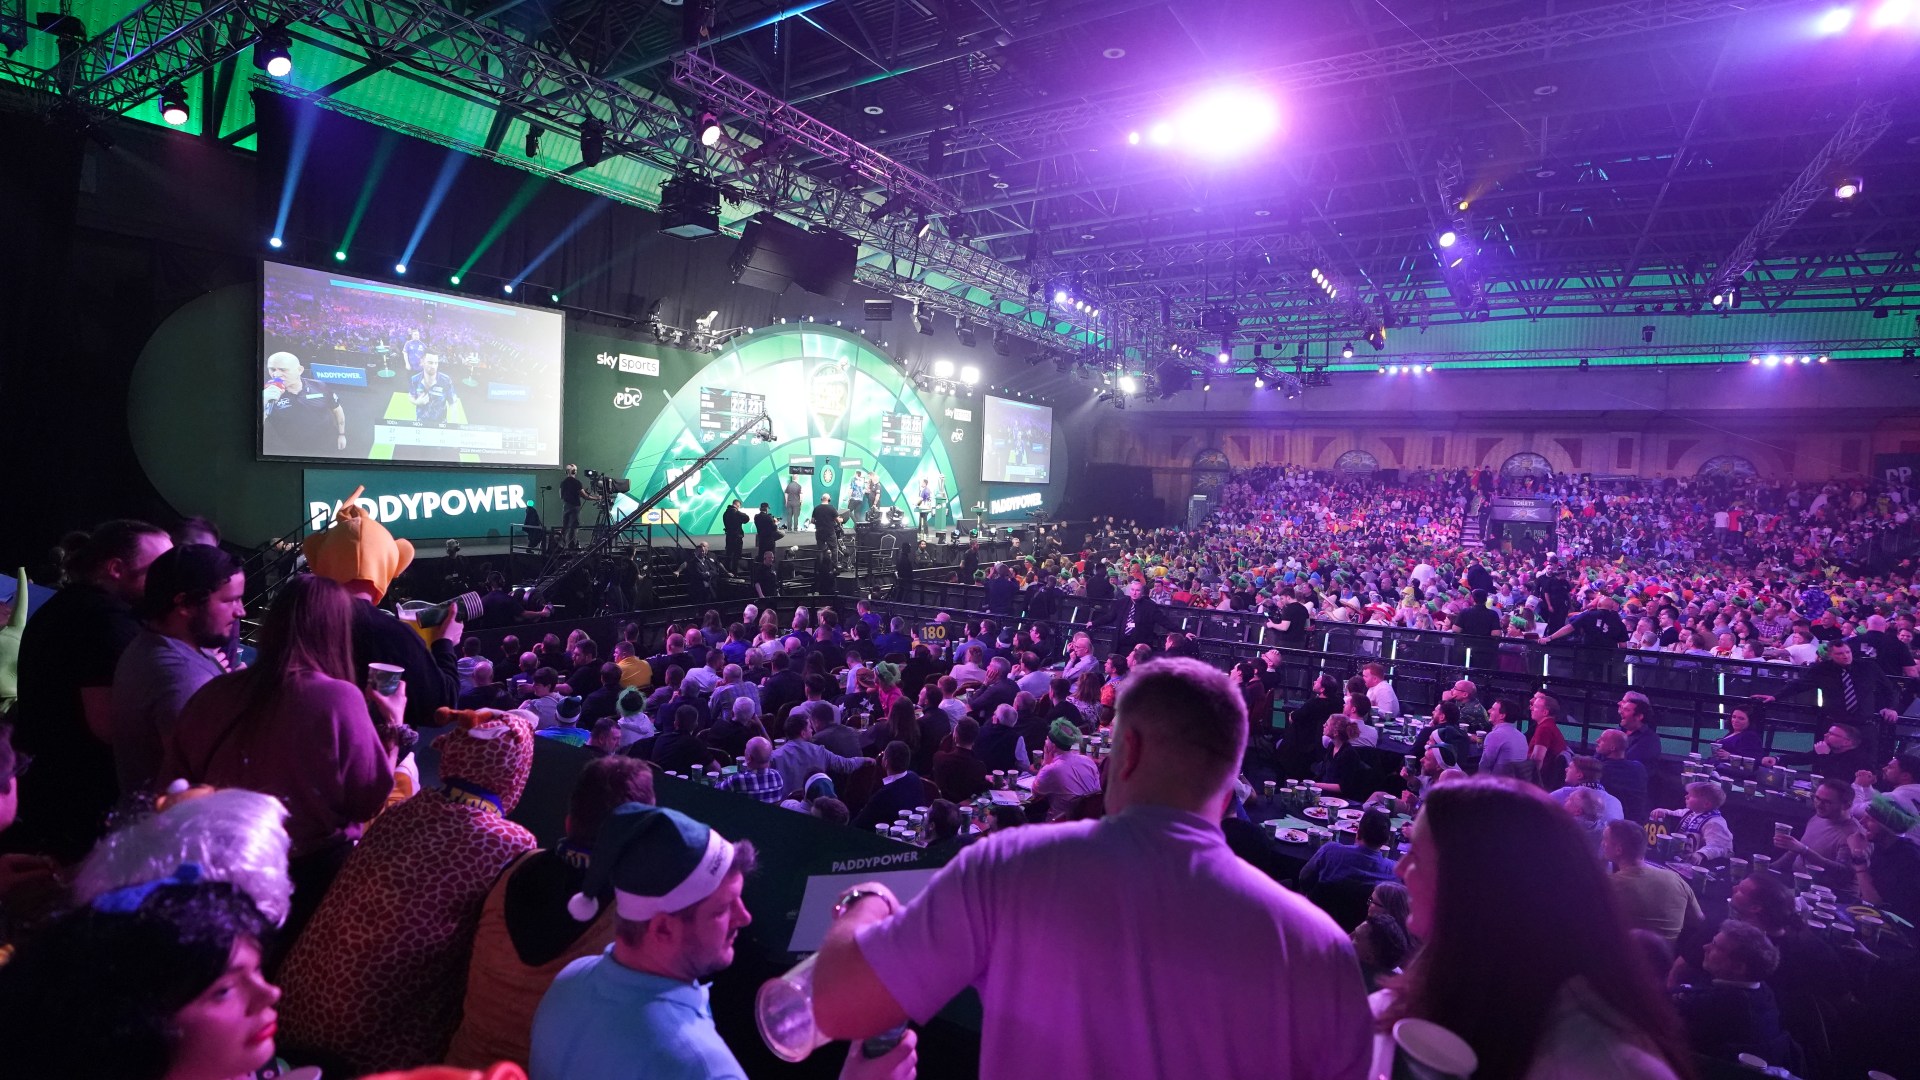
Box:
1764 354 1780 366
1127 131 1141 146
1388 365 1400 373
960 365 980 385
1254 376 1265 388
1165 87 1281 158
1117 374 1139 394
1054 289 1070 304
1711 292 1725 307
1834 176 1863 199
1426 364 1436 373
1817 354 1830 363
1870 0 1912 27
160 86 189 126
1817 6 1855 32
1218 352 1230 364
267 236 283 249
394 263 407 274
1800 355 1813 364
1147 122 1173 146
932 358 955 378
1438 230 1458 248
504 283 515 294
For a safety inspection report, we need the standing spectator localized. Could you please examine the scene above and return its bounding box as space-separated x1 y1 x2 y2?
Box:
1596 728 1651 823
163 575 398 944
768 707 868 796
1526 692 1572 790
1602 819 1702 946
1616 692 1664 768
1386 779 1693 1078
1752 640 1900 735
811 658 1373 1080
11 519 172 859
109 544 245 796
721 500 749 575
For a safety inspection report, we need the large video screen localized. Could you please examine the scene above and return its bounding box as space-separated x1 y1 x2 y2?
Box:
981 395 1052 484
259 261 564 467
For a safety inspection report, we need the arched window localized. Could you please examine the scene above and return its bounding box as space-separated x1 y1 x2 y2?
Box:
1501 452 1553 480
1334 450 1380 474
1697 455 1757 480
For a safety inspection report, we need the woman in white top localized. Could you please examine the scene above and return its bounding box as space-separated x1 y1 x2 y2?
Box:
1383 777 1691 1079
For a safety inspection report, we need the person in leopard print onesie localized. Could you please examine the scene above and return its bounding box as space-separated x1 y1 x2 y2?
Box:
277 708 537 1073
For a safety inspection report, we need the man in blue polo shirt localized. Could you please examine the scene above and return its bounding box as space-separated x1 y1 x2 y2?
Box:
530 804 915 1080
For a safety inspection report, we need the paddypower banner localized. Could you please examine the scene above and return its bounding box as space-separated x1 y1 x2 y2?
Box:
303 467 536 540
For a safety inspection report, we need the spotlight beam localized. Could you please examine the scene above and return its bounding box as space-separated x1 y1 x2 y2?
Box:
398 150 469 276
509 198 608 293
337 131 400 260
270 104 319 253
457 173 547 280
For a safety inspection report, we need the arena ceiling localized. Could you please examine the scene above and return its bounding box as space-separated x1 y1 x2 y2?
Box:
5 0 1920 370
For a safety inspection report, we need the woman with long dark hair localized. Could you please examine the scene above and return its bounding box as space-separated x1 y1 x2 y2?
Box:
164 575 397 944
1386 777 1693 1079
1711 703 1766 760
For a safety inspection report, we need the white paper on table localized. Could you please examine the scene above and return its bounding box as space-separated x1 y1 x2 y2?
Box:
789 867 942 953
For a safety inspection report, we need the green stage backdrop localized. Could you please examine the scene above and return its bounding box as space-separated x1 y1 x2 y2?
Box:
128 285 1070 545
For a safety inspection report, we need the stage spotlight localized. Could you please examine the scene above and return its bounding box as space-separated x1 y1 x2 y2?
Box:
1054 289 1070 304
1578 357 1590 370
333 250 346 262
912 301 934 335
1341 342 1354 359
524 127 541 158
960 365 980 385
1425 364 1436 373
579 119 607 167
697 110 722 147
1817 6 1854 32
1254 375 1265 388
1870 0 1912 28
450 274 462 285
1437 230 1458 248
267 235 282 249
255 27 292 77
1218 351 1230 364
932 358 955 378
1377 365 1386 374
394 262 407 274
1202 381 1211 392
1118 374 1139 394
1388 365 1400 374
1749 355 1761 364
1711 291 1726 307
1800 355 1813 364
957 322 977 348
1642 324 1656 343
1834 175 1863 200
503 283 515 294
1157 86 1281 158
159 84 188 126
1817 354 1830 363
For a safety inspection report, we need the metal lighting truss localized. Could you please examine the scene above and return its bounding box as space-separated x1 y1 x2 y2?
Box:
1432 149 1490 316
872 0 1811 163
1702 97 1896 303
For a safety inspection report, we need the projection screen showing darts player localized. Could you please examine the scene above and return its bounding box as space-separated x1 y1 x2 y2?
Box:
259 261 563 467
981 395 1052 484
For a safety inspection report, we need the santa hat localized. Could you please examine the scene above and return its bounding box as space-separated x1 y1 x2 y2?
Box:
567 804 736 922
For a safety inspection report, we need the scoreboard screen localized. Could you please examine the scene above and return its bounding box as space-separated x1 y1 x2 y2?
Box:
878 411 926 457
697 386 766 442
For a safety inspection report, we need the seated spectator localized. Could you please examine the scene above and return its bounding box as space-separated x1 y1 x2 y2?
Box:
1602 819 1702 946
1298 808 1397 893
1031 719 1102 803
811 796 851 827
1773 777 1860 873
612 640 651 690
1650 780 1733 863
0 875 287 1080
1596 728 1650 823
1562 787 1611 854
1855 753 1920 828
588 718 622 756
852 741 927 832
925 799 965 850
1669 920 1792 1065
278 709 538 1073
162 575 397 943
781 773 838 814
1548 756 1625 821
1312 711 1374 801
1846 794 1920 923
932 718 992 803
708 664 761 723
579 663 623 725
1711 704 1767 761
458 659 513 711
613 687 654 748
1384 778 1693 1078
1476 698 1531 778
522 667 563 729
1351 882 1414 993
768 707 868 796
445 756 655 1070
716 737 785 804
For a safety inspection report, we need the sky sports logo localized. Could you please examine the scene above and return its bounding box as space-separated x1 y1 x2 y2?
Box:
308 482 529 529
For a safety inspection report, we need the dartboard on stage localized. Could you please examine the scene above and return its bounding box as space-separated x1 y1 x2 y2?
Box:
622 326 963 536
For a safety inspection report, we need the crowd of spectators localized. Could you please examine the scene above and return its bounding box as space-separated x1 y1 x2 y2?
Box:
1 454 1917 1079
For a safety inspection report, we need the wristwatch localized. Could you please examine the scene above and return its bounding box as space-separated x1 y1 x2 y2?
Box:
834 887 897 920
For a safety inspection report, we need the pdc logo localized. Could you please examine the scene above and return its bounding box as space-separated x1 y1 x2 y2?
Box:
613 387 645 409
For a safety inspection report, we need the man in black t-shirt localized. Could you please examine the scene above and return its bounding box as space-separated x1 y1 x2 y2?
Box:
810 495 844 547
560 464 585 549
262 352 347 457
1267 585 1312 648
1452 590 1499 638
752 550 783 599
10 521 173 860
753 502 782 557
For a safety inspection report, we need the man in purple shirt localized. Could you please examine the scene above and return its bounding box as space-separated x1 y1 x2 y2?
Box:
811 657 1372 1080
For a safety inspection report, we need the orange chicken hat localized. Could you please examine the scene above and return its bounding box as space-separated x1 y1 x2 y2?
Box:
303 485 414 603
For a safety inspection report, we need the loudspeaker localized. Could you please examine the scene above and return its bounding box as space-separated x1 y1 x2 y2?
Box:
731 213 856 300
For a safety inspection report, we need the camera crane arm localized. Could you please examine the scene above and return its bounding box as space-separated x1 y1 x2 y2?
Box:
531 414 775 601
